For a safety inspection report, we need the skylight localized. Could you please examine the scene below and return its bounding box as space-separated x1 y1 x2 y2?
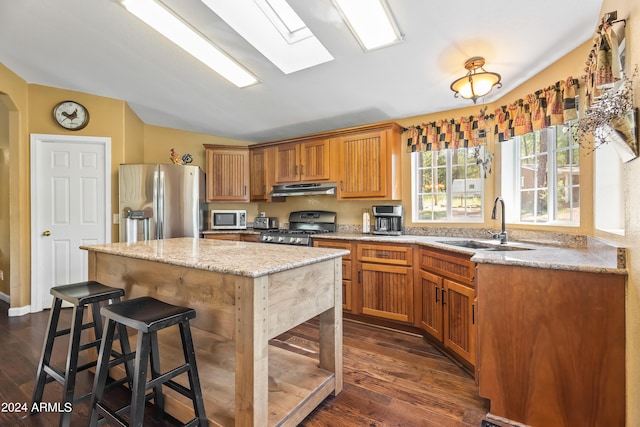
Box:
201 0 334 74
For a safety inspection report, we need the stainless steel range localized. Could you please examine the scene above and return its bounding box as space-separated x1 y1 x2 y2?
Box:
260 210 336 246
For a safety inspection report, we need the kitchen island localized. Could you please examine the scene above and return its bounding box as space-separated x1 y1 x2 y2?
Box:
81 237 348 427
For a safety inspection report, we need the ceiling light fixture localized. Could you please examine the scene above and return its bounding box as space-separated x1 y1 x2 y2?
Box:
333 0 403 51
450 57 502 104
118 0 258 88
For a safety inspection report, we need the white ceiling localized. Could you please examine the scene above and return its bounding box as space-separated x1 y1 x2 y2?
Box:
0 0 603 143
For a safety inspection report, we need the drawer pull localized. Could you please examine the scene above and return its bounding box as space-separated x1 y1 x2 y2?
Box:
442 288 446 305
435 286 439 303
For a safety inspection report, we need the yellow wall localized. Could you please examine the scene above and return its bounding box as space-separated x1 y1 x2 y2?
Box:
0 62 29 308
0 94 9 295
597 1 640 426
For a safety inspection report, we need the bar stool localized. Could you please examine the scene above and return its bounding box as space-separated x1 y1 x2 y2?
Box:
31 281 131 427
89 296 208 427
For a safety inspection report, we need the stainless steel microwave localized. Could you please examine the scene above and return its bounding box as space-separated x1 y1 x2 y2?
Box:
210 210 247 230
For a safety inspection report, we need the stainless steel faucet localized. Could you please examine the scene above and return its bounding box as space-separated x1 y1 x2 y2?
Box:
488 196 508 244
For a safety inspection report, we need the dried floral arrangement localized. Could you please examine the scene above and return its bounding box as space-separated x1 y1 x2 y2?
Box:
573 65 638 159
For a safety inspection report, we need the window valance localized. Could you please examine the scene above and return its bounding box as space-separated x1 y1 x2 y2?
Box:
404 77 579 152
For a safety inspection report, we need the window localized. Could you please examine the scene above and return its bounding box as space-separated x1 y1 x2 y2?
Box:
411 147 484 222
501 124 580 225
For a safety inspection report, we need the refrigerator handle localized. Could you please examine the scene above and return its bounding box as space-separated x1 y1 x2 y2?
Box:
155 170 165 239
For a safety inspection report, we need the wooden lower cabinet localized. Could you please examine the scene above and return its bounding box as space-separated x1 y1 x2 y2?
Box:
477 264 625 427
356 243 413 323
442 279 475 365
203 234 240 241
359 262 413 322
417 248 476 368
203 233 260 242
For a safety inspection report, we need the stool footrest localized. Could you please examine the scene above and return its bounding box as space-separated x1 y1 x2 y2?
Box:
164 379 194 399
76 359 98 373
54 320 96 338
79 339 101 352
95 402 129 427
145 364 190 391
43 365 65 384
108 352 136 369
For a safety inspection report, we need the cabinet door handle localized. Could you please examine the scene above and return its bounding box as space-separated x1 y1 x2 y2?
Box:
472 303 475 324
300 164 304 175
295 164 298 175
358 271 361 283
435 286 439 303
442 288 446 305
244 185 247 195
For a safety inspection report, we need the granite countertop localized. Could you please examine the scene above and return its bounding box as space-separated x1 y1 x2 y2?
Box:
81 237 349 278
313 232 627 275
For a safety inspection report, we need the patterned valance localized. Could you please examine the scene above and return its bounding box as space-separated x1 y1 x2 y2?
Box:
405 77 579 152
405 111 494 152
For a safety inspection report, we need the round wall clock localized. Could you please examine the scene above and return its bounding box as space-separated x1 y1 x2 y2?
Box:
53 100 90 130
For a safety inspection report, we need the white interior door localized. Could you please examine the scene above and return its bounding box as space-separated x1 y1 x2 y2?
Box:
30 134 111 312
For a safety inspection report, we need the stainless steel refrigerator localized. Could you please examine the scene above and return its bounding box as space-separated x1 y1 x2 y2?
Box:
119 164 205 243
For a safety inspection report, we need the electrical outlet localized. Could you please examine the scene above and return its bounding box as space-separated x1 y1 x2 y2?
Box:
113 214 120 225
0 270 4 281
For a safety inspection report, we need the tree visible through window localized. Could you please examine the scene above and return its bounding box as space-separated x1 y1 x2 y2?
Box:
412 147 484 222
501 125 580 225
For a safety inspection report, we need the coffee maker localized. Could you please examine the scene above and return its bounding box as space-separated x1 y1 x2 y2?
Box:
372 205 404 235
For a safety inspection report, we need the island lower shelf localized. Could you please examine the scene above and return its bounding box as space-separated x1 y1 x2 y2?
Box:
110 326 335 427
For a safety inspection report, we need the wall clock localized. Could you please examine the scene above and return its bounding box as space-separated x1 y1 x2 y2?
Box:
53 100 89 130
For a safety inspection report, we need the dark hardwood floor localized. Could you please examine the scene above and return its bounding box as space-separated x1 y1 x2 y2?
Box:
0 301 488 426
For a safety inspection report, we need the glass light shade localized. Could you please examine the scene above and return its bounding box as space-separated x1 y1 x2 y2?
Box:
450 57 501 103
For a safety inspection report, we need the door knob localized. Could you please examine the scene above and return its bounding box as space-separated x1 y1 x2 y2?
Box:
42 230 51 236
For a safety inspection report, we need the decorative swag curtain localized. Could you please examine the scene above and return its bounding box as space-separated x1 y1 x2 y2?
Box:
405 77 579 152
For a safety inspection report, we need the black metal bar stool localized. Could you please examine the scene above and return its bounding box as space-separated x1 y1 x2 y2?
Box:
89 296 208 427
31 280 131 427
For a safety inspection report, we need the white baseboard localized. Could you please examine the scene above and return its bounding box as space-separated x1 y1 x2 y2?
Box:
8 305 31 317
0 292 9 304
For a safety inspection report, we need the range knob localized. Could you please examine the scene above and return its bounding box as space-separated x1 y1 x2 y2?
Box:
294 237 302 244
277 236 285 242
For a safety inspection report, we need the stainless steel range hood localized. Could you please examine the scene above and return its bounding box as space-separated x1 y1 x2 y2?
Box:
270 183 337 197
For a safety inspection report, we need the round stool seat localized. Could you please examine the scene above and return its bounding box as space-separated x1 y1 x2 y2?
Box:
101 296 195 333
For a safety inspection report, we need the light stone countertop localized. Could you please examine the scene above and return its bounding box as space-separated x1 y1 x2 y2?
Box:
313 233 627 275
81 237 349 278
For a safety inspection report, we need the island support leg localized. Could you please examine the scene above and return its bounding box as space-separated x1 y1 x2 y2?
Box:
318 258 343 395
235 275 269 427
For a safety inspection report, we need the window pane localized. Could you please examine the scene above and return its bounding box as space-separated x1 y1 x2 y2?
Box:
412 148 484 223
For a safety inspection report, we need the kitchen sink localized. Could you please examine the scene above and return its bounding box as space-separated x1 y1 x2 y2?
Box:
436 240 533 251
436 240 493 249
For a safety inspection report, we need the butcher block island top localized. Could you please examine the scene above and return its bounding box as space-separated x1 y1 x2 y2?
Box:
81 238 349 427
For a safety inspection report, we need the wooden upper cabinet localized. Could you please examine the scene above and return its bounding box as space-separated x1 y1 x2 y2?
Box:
335 123 403 200
249 146 280 202
203 145 250 202
274 139 330 184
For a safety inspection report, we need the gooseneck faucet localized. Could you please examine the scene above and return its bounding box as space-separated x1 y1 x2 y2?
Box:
488 196 508 244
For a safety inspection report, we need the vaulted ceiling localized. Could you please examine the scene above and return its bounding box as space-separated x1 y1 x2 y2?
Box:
0 0 603 142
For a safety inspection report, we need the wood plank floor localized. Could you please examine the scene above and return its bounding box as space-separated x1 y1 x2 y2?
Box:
0 301 488 426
